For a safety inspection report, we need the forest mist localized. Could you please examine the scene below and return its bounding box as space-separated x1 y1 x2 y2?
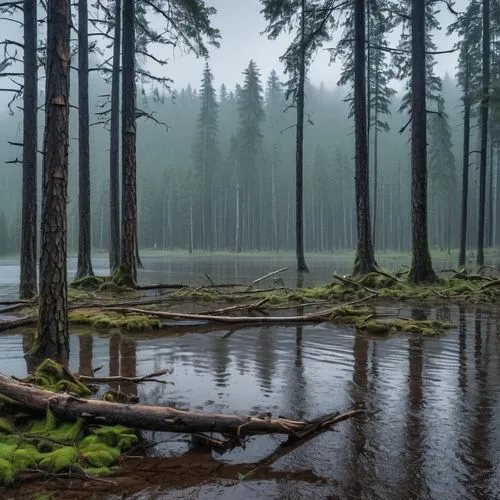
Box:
0 66 475 257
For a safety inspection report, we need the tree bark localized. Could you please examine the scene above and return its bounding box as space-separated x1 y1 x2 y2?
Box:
295 0 309 272
477 0 490 266
408 0 437 284
0 373 360 437
353 0 377 276
34 0 71 363
459 49 471 267
19 0 38 300
109 0 121 272
120 0 137 286
75 0 94 280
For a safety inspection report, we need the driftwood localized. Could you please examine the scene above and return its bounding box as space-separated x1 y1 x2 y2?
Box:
333 274 377 294
0 316 36 332
108 295 375 325
247 267 288 290
78 369 171 385
0 374 361 437
136 283 243 291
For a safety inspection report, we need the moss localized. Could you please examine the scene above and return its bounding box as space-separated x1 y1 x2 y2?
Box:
70 276 107 291
0 417 13 434
356 318 453 337
0 457 15 485
12 445 42 469
39 446 79 473
83 465 119 477
0 361 140 485
70 309 161 331
89 425 138 450
23 359 92 397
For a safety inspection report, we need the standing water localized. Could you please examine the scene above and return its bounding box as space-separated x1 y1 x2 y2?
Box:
1 255 500 498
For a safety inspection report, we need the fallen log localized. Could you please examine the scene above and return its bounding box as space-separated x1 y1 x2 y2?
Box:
136 283 244 291
0 316 36 332
108 295 376 325
0 374 361 437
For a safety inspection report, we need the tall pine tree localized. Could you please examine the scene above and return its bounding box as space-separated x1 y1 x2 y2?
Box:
192 62 219 251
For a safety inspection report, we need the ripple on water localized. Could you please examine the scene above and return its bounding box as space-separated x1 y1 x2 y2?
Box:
1 300 500 499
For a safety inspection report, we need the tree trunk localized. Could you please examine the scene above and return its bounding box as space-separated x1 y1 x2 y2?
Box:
353 0 377 275
120 0 137 286
272 145 278 252
19 0 38 300
109 0 121 272
372 68 379 249
75 0 93 280
408 0 437 284
459 49 471 267
0 373 360 438
295 0 309 272
34 0 71 363
477 0 490 266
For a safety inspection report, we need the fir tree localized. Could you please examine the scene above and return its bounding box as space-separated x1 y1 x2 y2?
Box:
236 60 265 250
192 62 219 251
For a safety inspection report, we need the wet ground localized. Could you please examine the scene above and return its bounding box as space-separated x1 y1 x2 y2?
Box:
1 254 500 498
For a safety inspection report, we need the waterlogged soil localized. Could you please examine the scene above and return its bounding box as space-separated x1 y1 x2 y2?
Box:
1 302 500 499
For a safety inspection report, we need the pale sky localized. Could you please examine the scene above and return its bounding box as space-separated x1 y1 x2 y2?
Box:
0 0 470 108
151 0 469 92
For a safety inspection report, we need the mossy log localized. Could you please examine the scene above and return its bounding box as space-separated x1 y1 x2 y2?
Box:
0 374 361 437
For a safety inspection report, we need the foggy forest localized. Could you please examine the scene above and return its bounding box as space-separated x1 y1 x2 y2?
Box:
0 0 498 273
1 1 500 497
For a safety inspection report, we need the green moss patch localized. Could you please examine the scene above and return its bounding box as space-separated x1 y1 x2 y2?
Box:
0 361 139 486
356 318 454 337
69 309 161 331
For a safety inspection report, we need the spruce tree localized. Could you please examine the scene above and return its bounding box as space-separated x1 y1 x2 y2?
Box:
236 60 265 251
428 97 457 253
192 62 219 251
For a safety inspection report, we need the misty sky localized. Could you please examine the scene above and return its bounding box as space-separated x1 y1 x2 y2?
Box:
0 0 471 108
156 0 469 92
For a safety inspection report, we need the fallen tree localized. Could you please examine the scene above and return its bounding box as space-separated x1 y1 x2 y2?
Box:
0 373 361 437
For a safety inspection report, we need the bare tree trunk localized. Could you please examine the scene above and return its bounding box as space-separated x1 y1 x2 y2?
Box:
75 0 94 280
120 0 137 286
20 0 38 300
487 132 494 248
272 145 278 252
295 0 309 272
109 0 121 272
408 0 437 284
477 0 490 266
33 0 71 363
459 49 471 267
372 61 380 249
353 0 377 275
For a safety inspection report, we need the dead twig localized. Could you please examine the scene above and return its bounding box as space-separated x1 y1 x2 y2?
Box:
247 268 288 291
77 369 172 385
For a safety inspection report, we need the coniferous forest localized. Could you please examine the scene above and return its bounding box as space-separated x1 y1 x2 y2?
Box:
2 3 500 496
0 0 498 357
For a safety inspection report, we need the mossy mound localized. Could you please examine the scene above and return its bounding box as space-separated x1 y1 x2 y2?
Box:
70 275 108 291
0 361 139 486
356 318 454 337
23 359 92 397
69 309 161 331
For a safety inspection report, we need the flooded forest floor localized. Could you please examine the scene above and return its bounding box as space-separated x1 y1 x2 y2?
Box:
1 258 500 499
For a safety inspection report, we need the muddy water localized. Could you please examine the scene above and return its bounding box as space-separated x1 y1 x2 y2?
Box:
1 303 500 499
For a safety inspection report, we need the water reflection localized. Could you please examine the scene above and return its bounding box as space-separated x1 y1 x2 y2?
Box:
1 304 500 498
